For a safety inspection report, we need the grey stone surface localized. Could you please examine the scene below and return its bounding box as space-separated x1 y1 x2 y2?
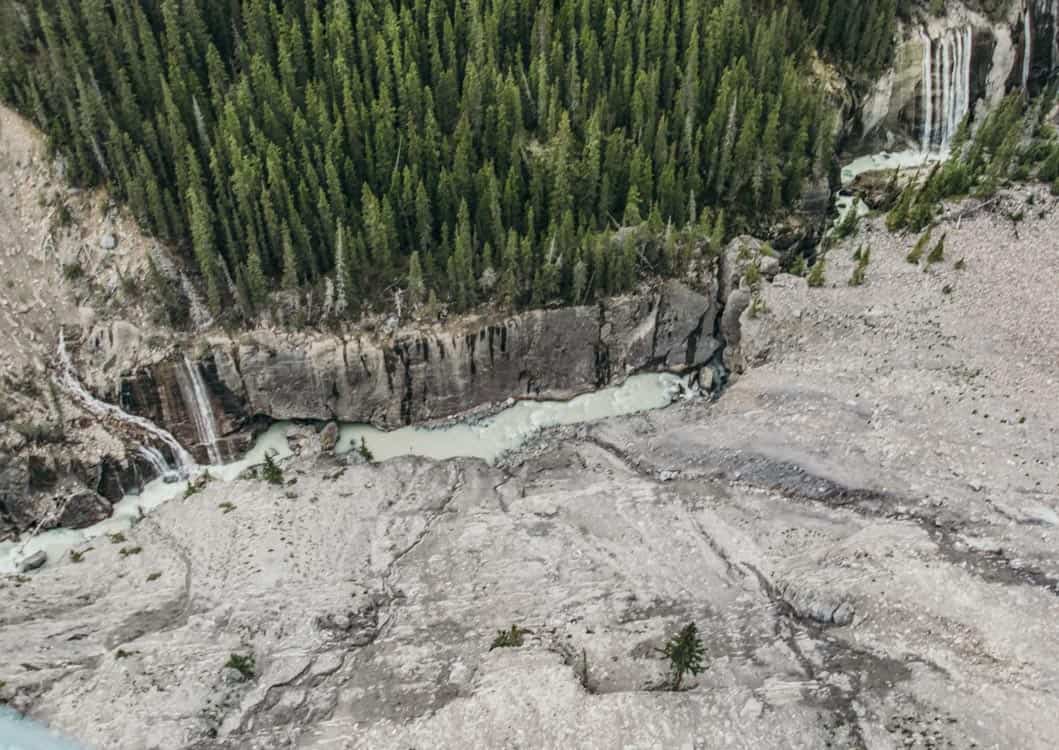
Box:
16 550 45 573
206 281 716 428
56 490 111 530
318 422 339 454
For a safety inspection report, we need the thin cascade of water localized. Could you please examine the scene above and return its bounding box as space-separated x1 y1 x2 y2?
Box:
922 29 934 151
920 26 973 152
1035 0 1059 77
137 445 180 483
1024 4 1033 90
941 33 951 149
137 445 169 474
175 355 222 465
56 332 194 471
1054 0 1058 65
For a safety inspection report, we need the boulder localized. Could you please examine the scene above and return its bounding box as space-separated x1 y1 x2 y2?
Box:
18 550 47 573
721 237 776 303
99 233 116 250
319 422 340 454
57 490 112 529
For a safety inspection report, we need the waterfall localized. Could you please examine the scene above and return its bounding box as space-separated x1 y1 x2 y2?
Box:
175 355 222 465
920 27 973 152
1054 0 1059 66
1037 0 1059 77
921 29 934 151
56 333 195 471
1024 4 1033 89
137 445 180 482
137 445 169 474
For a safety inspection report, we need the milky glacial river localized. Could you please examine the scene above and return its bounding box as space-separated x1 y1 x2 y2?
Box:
0 373 686 575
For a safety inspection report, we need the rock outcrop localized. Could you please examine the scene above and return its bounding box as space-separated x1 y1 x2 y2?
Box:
114 279 719 431
0 442 156 542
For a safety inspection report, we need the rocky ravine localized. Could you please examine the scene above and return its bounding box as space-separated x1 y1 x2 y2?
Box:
2 189 1058 748
3 272 719 541
6 0 1058 545
0 97 721 539
114 276 719 441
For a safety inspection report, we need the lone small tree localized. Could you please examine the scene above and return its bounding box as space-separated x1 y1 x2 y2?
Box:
806 256 826 288
926 233 946 264
225 652 256 681
358 437 375 463
907 228 932 264
261 451 284 485
662 623 706 690
490 624 527 650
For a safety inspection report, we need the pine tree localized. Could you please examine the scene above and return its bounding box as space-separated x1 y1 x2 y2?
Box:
807 256 826 288
907 229 932 265
187 186 222 313
662 623 706 691
407 251 426 308
926 234 946 264
281 226 300 290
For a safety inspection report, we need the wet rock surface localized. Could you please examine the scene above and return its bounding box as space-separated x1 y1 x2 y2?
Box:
3 194 1059 748
191 279 717 429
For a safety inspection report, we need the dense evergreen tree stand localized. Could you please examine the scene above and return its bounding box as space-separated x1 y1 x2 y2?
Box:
0 0 899 325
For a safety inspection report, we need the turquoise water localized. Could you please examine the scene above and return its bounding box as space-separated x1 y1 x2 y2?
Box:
0 709 83 750
1 373 686 574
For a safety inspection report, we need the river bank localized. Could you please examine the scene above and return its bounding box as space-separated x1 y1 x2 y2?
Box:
0 372 690 574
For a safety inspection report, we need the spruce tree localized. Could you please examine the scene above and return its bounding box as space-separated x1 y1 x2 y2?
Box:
407 251 426 308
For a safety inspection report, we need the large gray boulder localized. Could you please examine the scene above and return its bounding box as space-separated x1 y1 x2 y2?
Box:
319 422 340 454
17 550 46 573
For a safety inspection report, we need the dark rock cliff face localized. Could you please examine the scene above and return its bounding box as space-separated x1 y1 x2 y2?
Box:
1012 0 1059 94
114 280 718 436
208 280 719 428
0 450 148 541
117 356 250 465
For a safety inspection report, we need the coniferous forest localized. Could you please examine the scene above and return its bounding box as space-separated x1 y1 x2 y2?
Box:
0 0 900 322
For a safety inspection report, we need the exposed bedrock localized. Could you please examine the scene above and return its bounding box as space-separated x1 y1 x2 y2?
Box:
120 279 719 431
117 354 250 465
0 446 164 541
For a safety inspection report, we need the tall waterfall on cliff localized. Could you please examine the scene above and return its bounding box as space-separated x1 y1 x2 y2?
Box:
176 355 222 465
921 27 973 152
56 333 194 471
1024 4 1034 89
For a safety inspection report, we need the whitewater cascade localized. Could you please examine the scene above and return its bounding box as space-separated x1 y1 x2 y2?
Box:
137 445 179 482
176 355 223 465
1025 4 1033 89
921 27 974 152
56 333 194 471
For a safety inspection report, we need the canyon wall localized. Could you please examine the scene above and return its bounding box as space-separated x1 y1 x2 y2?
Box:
112 278 718 459
4 276 718 543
